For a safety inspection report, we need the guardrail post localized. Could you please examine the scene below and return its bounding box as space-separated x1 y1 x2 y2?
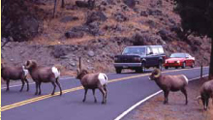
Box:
200 62 203 79
79 57 82 70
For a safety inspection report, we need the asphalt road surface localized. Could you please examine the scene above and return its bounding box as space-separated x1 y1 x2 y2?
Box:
1 67 209 120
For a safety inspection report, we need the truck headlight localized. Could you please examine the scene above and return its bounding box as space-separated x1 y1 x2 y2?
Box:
133 57 141 62
177 61 180 64
114 57 118 61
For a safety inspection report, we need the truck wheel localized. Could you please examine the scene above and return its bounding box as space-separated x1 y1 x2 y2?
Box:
165 66 168 69
136 66 145 73
116 68 122 74
157 61 163 70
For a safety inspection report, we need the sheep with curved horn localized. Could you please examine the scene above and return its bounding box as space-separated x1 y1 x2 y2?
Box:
24 60 62 95
76 69 108 104
196 80 213 110
149 69 188 104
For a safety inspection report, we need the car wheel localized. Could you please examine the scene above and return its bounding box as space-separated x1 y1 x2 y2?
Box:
175 67 179 69
191 62 195 68
116 68 122 74
165 66 168 69
181 62 186 69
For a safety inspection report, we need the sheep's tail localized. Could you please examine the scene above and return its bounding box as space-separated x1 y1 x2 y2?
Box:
52 64 63 79
98 73 109 86
22 66 29 77
182 75 189 85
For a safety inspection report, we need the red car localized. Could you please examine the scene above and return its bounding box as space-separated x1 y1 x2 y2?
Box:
164 53 195 69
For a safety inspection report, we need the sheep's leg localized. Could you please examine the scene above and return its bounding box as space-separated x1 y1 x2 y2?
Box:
163 91 169 104
83 88 88 102
6 80 10 91
24 78 29 91
92 89 97 103
103 85 107 102
38 82 42 95
99 87 106 104
181 88 188 105
51 81 56 95
212 95 213 105
206 97 209 109
35 82 39 95
20 79 25 92
56 78 62 96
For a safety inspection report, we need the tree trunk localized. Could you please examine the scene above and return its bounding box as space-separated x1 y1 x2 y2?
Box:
53 0 58 17
209 40 213 80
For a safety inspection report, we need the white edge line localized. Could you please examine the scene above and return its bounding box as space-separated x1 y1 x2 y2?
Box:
1 76 75 89
114 74 209 120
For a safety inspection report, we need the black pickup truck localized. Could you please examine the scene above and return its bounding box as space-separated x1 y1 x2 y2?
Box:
114 45 166 73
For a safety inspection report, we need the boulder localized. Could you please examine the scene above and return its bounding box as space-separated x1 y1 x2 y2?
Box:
65 31 84 38
123 0 136 8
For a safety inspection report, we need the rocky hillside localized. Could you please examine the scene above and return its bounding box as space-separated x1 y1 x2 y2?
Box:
1 0 211 75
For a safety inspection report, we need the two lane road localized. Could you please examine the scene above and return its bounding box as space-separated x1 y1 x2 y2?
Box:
1 67 209 120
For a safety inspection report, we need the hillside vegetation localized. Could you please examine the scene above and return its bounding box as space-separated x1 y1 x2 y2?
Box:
1 0 211 75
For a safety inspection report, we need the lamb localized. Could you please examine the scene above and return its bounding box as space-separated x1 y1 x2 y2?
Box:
1 63 29 92
24 60 62 95
197 80 213 110
76 69 108 104
149 69 188 104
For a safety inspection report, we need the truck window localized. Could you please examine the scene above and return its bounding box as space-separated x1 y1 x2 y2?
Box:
158 47 164 54
152 47 159 54
146 47 151 54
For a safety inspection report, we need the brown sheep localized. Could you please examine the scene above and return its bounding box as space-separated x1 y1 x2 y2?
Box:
24 60 62 95
1 63 29 92
149 69 188 104
197 80 213 110
76 69 108 104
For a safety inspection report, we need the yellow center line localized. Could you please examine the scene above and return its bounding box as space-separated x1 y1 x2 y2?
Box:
1 67 206 112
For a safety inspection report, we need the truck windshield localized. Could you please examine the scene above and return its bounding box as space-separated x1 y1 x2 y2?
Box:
170 53 186 58
122 47 146 55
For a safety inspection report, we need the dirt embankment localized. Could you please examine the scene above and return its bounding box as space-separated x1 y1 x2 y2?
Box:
1 0 212 75
123 78 213 120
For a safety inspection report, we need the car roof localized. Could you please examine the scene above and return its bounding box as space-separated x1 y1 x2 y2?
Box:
171 53 188 54
125 45 163 48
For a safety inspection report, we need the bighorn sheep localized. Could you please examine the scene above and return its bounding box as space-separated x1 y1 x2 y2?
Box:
24 60 62 95
1 63 29 92
76 69 108 104
197 80 213 110
149 69 188 104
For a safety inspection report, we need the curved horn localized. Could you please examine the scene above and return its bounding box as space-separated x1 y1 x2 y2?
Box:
196 96 201 104
154 69 161 78
196 96 201 100
25 60 31 68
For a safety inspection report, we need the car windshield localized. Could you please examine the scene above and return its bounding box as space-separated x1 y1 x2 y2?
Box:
122 47 146 55
170 53 186 58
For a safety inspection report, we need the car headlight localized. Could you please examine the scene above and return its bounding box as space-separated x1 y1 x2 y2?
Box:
114 57 118 61
177 61 180 63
